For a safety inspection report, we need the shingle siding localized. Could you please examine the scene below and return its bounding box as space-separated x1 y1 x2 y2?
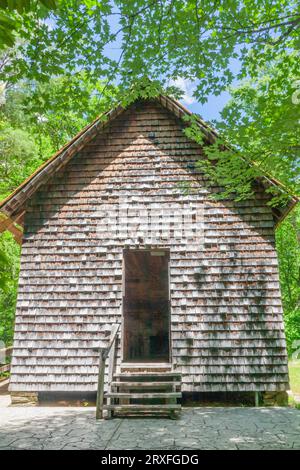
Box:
9 100 289 393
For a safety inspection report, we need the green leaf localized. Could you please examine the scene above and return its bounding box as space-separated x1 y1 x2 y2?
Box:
38 0 57 10
0 11 17 28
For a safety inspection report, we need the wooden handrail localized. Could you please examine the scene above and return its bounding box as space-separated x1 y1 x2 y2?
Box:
0 346 13 354
0 346 12 375
104 325 120 360
96 323 120 419
0 364 10 374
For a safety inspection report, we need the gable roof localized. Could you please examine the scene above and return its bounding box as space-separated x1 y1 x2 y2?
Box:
0 94 298 243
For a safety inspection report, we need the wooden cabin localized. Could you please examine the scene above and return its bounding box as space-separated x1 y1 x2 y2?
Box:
0 95 298 414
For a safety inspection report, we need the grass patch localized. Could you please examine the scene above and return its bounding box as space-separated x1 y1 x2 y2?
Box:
289 360 300 394
0 371 10 384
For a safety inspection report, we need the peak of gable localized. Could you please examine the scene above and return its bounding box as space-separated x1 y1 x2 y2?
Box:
0 95 298 242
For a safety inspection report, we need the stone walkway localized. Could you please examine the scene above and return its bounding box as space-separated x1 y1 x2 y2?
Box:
0 406 299 450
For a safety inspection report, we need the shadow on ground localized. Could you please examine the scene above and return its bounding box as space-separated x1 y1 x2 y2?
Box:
0 407 299 450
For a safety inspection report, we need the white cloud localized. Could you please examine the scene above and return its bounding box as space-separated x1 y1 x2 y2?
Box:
170 77 196 105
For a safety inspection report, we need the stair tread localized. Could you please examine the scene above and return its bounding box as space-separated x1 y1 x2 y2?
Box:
111 381 181 388
121 363 171 369
104 404 181 410
114 372 181 378
106 392 181 398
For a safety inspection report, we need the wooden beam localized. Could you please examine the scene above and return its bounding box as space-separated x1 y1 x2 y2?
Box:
0 212 24 245
10 225 23 245
0 213 12 232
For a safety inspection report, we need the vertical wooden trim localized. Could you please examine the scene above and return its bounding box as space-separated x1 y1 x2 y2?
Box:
106 324 120 419
95 352 105 419
120 249 125 364
168 252 172 365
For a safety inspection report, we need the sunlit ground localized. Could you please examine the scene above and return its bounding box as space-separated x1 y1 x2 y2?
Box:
289 360 300 395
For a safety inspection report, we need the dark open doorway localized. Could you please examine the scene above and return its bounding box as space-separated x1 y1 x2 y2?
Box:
123 249 170 363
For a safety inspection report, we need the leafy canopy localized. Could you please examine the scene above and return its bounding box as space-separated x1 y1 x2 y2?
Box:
1 1 299 98
0 1 299 348
1 1 299 200
0 0 57 48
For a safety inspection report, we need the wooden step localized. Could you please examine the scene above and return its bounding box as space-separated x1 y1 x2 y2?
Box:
120 364 172 373
111 381 181 388
106 392 181 399
104 404 181 411
114 372 181 379
111 411 179 417
121 363 172 368
106 369 182 419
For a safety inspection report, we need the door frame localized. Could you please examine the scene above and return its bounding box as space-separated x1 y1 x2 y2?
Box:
120 248 172 365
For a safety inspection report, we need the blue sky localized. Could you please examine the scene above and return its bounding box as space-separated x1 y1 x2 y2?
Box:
173 53 243 122
104 10 241 124
191 92 231 123
46 8 241 124
168 77 232 123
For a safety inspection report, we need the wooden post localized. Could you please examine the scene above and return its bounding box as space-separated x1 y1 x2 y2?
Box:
95 324 120 420
106 324 119 419
170 375 178 419
254 391 259 407
96 351 105 420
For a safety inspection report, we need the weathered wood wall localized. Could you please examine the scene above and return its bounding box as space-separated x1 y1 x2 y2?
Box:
9 100 289 393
